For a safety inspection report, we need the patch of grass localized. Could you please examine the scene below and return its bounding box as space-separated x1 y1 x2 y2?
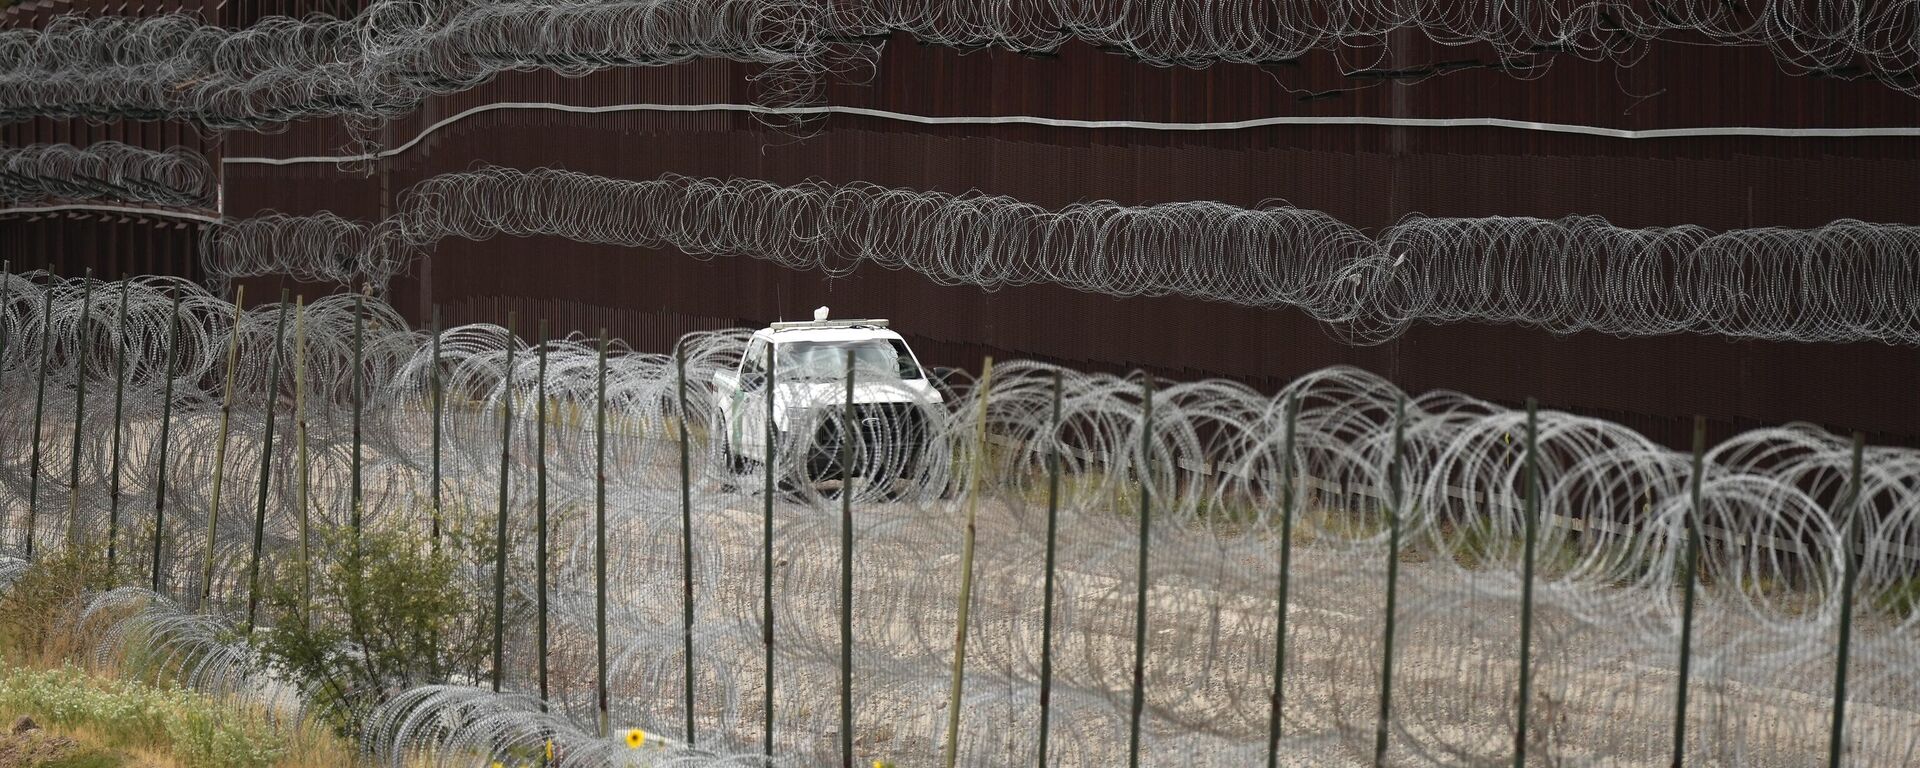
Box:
0 545 357 768
1873 574 1920 621
1438 514 1582 576
17 723 177 768
0 664 286 768
0 545 103 667
1004 448 1171 522
42 751 133 768
1309 501 1391 541
1191 497 1259 527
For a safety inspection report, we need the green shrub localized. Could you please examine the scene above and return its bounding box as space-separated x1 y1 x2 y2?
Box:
255 521 493 737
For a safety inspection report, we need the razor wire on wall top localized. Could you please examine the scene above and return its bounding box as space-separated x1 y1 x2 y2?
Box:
199 166 1920 346
203 212 405 289
0 142 214 209
0 2 830 133
0 268 1917 766
2 0 1918 137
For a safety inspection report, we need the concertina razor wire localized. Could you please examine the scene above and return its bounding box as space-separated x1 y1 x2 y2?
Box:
198 166 1920 347
0 269 1916 766
0 142 215 209
1 0 1918 137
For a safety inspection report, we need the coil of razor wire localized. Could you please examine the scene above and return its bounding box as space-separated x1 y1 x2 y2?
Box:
200 166 1920 345
0 1 829 134
2 0 1918 138
0 143 214 208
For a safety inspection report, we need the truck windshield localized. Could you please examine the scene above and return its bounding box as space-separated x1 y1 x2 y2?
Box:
777 339 923 381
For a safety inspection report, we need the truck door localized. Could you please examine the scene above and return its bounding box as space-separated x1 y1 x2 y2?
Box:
724 338 772 457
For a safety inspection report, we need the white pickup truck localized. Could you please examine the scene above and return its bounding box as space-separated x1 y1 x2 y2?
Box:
712 309 950 493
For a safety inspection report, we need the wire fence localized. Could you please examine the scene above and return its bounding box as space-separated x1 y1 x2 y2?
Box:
1 267 1916 766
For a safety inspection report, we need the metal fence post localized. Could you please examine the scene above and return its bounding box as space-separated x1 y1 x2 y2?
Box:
677 337 697 746
1038 369 1064 767
105 276 132 584
1267 392 1300 768
65 271 94 549
151 289 182 592
1671 416 1706 767
1827 433 1866 768
536 320 550 705
492 313 516 694
1514 399 1541 766
840 349 857 768
0 263 11 550
1374 396 1408 767
1127 373 1154 768
0 264 11 551
245 292 290 633
762 339 778 759
349 294 364 534
942 357 994 768
294 296 311 625
430 305 443 547
595 331 610 736
26 266 58 560
200 285 245 607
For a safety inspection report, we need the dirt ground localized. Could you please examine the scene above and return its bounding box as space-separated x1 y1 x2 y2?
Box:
0 717 85 768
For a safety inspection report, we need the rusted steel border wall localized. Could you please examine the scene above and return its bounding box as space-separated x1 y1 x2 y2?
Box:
5 5 1917 448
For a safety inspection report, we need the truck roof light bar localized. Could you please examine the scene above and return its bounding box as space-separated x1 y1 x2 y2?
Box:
769 319 890 331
